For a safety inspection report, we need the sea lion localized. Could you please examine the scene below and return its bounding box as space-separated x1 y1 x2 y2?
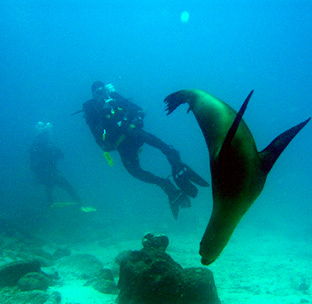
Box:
164 89 310 265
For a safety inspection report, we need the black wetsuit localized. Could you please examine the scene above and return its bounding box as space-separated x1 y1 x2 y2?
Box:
29 133 81 206
82 92 180 188
82 90 213 219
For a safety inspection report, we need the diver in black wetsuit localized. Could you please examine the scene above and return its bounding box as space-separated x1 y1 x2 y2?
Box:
29 122 83 209
82 81 209 219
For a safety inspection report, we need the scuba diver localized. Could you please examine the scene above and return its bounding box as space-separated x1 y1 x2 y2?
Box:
29 122 94 212
79 81 209 219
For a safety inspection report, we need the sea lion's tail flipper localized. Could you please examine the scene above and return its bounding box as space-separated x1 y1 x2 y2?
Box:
260 117 311 173
219 90 254 158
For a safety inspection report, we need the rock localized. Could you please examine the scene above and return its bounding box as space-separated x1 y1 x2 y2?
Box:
31 247 54 262
298 282 310 291
98 268 115 281
56 253 103 279
115 250 133 266
181 267 220 304
117 235 220 304
0 286 19 302
44 291 62 304
142 233 169 252
34 257 54 268
117 249 184 304
2 289 61 304
41 267 60 281
18 272 51 291
112 250 133 278
52 248 71 260
85 268 118 294
0 260 41 287
0 234 54 266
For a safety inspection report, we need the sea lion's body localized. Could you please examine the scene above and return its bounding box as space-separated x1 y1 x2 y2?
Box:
190 90 266 264
165 89 310 265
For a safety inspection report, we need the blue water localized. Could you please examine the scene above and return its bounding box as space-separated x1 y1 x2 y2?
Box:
0 0 311 251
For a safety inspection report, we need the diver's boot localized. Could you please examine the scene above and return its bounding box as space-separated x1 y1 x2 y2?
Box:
159 179 191 220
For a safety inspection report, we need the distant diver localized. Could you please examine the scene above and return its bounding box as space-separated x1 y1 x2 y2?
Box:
30 122 95 212
164 89 310 265
78 81 209 219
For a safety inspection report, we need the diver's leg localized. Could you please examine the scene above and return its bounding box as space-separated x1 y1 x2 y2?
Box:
118 147 190 220
54 174 82 205
119 151 165 185
45 185 54 206
136 129 209 198
133 129 179 161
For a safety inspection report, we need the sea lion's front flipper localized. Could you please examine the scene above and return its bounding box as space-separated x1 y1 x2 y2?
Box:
260 117 311 173
164 90 190 115
219 90 254 158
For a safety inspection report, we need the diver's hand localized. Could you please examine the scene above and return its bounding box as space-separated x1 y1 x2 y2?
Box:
105 83 115 94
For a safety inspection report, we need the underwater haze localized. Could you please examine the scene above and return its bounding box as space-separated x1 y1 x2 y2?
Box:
0 0 311 303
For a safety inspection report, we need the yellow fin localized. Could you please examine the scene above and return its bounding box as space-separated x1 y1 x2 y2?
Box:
50 202 77 209
80 206 97 213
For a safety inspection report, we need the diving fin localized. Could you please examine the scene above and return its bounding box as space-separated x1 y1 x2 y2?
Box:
169 192 191 220
172 163 209 198
160 178 191 219
50 202 77 209
80 206 97 213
